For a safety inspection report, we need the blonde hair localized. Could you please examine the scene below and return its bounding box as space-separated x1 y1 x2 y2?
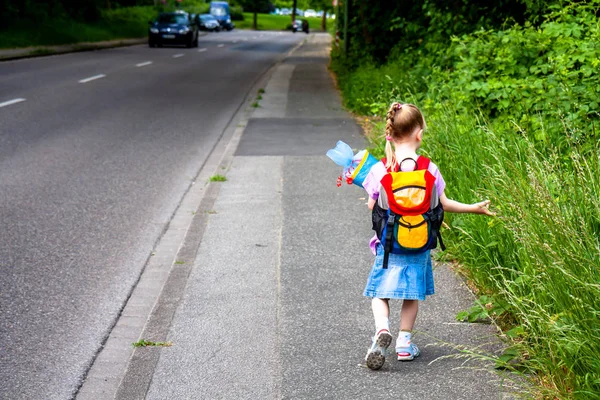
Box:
384 102 427 169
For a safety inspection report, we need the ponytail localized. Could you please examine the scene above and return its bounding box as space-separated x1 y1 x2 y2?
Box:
384 141 396 170
384 102 402 170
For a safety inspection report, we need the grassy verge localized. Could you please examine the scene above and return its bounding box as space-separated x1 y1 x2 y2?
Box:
0 7 157 48
331 2 600 398
235 13 331 32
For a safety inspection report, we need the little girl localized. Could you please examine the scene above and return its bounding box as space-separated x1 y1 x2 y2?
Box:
361 102 494 370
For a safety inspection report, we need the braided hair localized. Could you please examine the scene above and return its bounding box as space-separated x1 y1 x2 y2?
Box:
384 102 427 170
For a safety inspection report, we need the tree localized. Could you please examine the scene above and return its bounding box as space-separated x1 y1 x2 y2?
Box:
238 0 272 29
342 0 556 65
311 0 332 31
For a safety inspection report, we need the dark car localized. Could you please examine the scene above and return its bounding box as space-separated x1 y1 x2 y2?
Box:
196 14 221 32
149 11 198 48
292 19 309 34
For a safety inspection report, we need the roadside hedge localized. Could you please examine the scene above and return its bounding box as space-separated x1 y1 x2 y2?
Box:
332 1 600 398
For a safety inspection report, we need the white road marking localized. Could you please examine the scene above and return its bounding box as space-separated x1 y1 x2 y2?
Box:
172 54 184 58
136 61 153 67
217 44 224 48
0 98 26 108
79 74 106 83
198 48 207 52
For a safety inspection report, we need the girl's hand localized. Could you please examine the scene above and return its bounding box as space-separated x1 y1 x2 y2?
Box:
475 200 495 216
440 193 496 215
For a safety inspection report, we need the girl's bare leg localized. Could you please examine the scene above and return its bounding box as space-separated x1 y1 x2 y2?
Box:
399 300 418 331
371 298 390 332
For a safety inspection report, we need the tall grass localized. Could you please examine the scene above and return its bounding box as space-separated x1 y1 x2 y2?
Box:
331 2 600 397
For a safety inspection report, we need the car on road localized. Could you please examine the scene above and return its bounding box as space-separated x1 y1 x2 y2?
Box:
148 11 199 48
196 13 221 31
304 9 317 17
292 19 309 34
209 1 235 31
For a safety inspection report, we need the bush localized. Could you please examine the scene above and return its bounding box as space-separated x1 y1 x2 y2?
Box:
332 1 600 398
230 6 244 21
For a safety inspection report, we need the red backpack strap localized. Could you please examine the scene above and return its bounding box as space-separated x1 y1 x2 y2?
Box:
416 156 431 171
380 157 396 172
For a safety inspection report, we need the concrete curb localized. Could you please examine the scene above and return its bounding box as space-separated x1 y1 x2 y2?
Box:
74 33 312 400
0 32 206 61
0 38 147 61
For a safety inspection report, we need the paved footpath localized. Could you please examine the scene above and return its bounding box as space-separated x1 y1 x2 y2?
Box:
85 33 519 399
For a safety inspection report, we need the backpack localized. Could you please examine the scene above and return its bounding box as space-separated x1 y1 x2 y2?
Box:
372 156 445 269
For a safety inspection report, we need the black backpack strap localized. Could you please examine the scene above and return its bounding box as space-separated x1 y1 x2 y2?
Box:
437 230 446 251
382 212 395 269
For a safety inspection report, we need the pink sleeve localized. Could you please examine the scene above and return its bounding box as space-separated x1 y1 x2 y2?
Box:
362 161 387 199
428 162 446 196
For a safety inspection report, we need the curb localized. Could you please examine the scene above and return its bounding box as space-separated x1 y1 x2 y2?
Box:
0 38 146 61
0 32 206 61
74 33 313 400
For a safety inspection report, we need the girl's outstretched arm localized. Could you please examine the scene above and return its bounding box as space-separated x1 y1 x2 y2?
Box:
440 193 495 216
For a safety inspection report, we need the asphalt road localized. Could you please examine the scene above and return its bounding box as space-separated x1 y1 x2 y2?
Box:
0 30 304 400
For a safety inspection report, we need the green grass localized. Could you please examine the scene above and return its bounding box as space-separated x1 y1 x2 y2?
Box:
132 339 173 347
331 5 600 396
235 13 331 31
209 174 227 182
0 7 157 48
355 91 600 399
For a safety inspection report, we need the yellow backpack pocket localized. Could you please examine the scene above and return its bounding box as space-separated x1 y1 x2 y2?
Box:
394 214 430 251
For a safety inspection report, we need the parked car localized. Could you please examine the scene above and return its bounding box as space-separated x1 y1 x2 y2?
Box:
149 11 198 48
209 1 235 31
196 13 221 31
304 9 317 17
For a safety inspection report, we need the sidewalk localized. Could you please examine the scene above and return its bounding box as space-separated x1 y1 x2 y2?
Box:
88 33 516 399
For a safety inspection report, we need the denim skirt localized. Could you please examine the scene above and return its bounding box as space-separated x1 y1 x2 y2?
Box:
363 244 434 300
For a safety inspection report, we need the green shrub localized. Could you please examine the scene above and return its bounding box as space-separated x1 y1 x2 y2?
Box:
332 1 600 397
230 6 244 21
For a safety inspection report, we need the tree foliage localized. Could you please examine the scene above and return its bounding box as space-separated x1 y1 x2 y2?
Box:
339 0 564 65
0 0 155 22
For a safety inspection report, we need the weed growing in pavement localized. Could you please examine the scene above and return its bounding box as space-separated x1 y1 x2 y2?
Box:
252 102 260 108
209 174 227 182
174 260 185 264
132 339 172 347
